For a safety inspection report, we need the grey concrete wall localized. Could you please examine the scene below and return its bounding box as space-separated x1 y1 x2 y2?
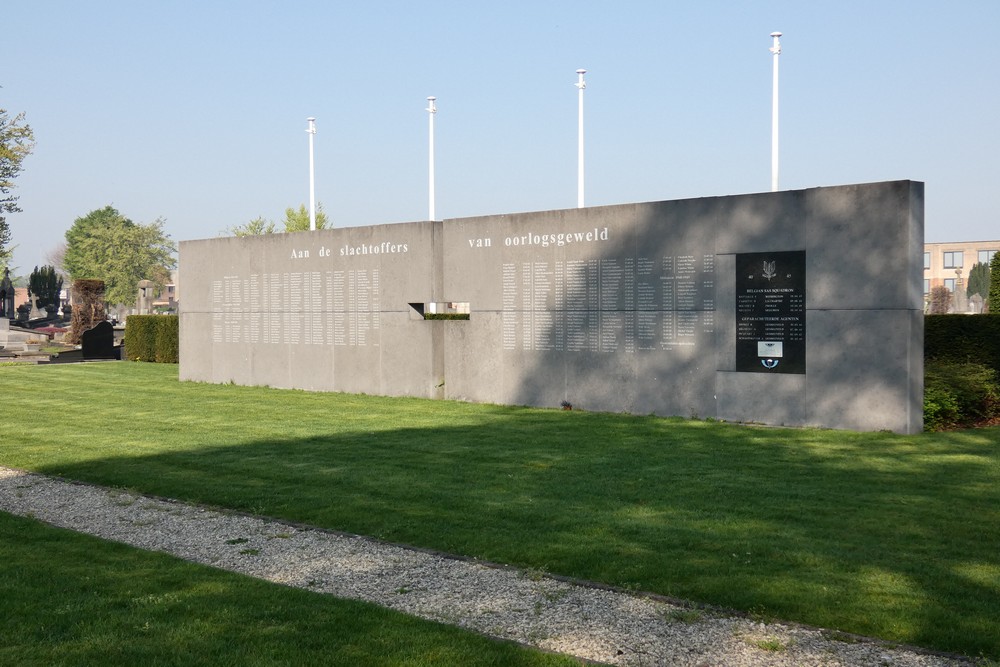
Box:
440 203 718 418
179 221 444 398
179 180 924 433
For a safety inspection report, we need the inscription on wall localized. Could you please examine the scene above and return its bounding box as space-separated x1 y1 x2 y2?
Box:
735 251 806 373
500 254 715 353
210 270 381 346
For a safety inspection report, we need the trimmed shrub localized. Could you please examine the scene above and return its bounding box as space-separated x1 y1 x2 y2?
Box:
124 315 178 363
924 359 1000 430
923 383 961 432
123 316 156 362
155 316 179 363
925 314 1000 375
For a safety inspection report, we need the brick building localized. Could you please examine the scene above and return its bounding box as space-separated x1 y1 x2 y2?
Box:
924 240 999 312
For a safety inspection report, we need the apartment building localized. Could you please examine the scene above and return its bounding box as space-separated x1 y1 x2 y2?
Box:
924 240 999 312
150 270 179 313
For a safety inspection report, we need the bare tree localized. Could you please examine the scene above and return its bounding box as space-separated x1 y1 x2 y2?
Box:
44 242 67 276
929 285 952 314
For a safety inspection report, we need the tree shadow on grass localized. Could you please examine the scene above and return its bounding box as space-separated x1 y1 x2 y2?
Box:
31 415 1000 659
0 512 576 667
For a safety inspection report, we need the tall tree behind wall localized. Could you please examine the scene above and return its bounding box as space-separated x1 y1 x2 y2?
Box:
64 206 176 310
282 203 329 232
967 262 991 310
28 264 62 310
0 108 35 270
989 253 1000 313
224 203 329 236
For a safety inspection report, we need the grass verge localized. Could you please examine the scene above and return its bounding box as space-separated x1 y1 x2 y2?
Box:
0 512 576 667
1 362 998 658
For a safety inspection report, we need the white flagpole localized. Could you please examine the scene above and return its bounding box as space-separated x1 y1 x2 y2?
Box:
576 69 586 208
306 117 317 229
770 32 782 192
426 97 437 221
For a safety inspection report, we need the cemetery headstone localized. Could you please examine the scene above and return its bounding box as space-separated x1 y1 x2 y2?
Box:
136 279 155 315
0 268 13 319
81 320 118 360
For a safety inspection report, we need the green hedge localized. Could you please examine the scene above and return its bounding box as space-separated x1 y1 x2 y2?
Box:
924 359 1000 430
925 314 1000 373
124 315 179 363
924 315 1000 429
423 313 470 320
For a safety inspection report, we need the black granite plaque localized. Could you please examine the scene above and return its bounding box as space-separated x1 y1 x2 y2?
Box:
735 251 805 373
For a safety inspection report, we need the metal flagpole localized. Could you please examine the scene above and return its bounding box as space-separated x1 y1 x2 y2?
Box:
576 69 586 208
306 117 317 229
770 33 782 192
427 97 437 221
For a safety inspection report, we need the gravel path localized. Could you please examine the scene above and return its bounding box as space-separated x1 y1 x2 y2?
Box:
0 466 972 667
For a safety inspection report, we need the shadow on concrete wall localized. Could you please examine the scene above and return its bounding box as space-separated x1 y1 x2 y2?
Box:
489 182 921 431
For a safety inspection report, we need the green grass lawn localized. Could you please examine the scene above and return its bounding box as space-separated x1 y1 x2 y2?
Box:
2 362 999 659
0 512 576 667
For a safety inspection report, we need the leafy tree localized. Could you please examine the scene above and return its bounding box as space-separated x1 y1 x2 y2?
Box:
0 108 35 270
64 206 176 308
225 216 276 237
967 262 991 304
28 264 63 310
224 203 328 236
283 203 329 232
990 252 1000 314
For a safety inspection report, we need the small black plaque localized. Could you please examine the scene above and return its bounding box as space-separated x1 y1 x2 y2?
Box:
735 251 805 374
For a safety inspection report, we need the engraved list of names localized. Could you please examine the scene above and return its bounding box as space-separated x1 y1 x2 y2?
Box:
501 253 715 354
211 269 381 347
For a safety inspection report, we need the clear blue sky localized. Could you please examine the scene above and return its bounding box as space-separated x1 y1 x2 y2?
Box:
4 1 998 273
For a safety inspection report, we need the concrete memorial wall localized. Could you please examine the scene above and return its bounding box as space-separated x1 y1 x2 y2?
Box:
180 180 924 433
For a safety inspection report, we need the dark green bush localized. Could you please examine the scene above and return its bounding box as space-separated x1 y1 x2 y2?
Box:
423 313 470 320
155 316 179 363
923 383 961 432
924 359 1000 430
28 265 62 310
124 315 178 363
925 314 1000 374
123 317 156 362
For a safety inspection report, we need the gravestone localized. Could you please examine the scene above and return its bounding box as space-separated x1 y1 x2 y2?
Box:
81 320 118 360
0 268 13 319
137 279 155 315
